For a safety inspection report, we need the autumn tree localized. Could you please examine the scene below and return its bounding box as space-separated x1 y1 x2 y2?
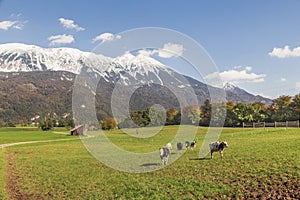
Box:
271 95 293 121
200 99 211 126
148 106 166 126
19 119 27 127
290 94 300 120
182 105 201 125
100 117 117 130
39 118 53 131
166 107 179 125
225 101 237 126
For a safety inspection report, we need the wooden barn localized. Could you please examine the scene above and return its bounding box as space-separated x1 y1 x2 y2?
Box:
70 125 84 136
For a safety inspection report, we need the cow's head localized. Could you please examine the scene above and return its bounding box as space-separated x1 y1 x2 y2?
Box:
222 141 228 148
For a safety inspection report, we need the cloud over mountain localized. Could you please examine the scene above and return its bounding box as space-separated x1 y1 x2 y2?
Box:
206 66 266 85
48 34 75 46
92 33 122 43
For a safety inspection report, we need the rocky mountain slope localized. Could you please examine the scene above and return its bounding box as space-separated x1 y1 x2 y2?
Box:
0 43 272 123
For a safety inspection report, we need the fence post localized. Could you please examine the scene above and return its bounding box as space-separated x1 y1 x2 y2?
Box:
297 120 299 128
275 121 277 128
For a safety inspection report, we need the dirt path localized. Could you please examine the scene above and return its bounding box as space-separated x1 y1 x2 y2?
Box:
0 138 79 149
2 137 83 199
0 133 95 149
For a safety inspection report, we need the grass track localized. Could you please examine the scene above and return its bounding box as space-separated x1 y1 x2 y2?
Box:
1 126 300 199
0 127 70 145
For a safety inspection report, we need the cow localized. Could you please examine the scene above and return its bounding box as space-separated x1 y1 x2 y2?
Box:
209 141 228 159
166 143 172 151
159 147 170 165
185 141 190 149
190 141 196 149
185 141 196 150
177 142 183 154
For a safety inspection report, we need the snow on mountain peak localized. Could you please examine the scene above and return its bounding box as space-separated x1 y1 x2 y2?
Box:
0 43 177 85
0 43 112 74
114 51 165 68
223 82 237 91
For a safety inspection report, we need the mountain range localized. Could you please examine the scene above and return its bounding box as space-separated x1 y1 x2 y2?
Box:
0 43 272 123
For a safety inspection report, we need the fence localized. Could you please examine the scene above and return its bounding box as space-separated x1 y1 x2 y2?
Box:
243 120 299 128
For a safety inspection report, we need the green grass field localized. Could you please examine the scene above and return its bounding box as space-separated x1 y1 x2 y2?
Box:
0 127 70 144
0 126 299 199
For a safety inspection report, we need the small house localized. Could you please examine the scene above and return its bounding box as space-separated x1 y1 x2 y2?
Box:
70 125 84 136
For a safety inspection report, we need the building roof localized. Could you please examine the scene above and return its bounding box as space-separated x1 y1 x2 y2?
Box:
70 125 83 132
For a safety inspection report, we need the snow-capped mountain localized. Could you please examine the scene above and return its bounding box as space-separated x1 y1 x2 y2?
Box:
0 43 111 74
0 43 272 107
0 43 273 123
223 82 237 92
223 82 272 104
0 43 179 86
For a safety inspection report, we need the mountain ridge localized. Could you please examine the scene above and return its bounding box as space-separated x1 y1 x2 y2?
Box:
0 43 272 123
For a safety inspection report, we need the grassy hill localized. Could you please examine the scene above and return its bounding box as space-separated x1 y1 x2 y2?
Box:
0 126 299 199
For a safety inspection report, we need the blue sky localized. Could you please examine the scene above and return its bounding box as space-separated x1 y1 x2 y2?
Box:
0 0 300 99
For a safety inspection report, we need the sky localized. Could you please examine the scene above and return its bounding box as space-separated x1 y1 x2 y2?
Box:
0 0 300 99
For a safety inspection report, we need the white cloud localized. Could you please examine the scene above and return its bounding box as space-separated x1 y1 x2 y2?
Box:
48 34 74 46
206 66 266 84
58 18 85 31
153 43 184 58
0 20 25 30
138 49 153 56
233 66 242 69
0 20 16 30
280 78 287 82
92 33 122 43
245 66 252 71
269 45 300 58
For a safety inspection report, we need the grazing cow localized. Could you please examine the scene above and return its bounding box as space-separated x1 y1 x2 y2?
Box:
209 141 228 159
185 141 190 149
185 141 196 150
159 147 170 165
166 143 172 151
190 141 196 149
177 142 183 154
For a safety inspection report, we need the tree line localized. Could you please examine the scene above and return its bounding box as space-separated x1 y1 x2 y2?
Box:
100 94 300 129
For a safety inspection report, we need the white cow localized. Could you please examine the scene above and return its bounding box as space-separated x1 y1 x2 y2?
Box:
166 143 172 151
159 147 170 165
209 141 228 159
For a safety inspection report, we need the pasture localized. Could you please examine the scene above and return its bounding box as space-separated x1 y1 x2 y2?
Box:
0 126 299 199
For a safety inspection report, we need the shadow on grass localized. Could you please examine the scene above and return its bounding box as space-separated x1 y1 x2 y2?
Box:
189 157 211 161
140 163 160 167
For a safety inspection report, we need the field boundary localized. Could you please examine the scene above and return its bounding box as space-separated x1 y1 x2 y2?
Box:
0 138 79 149
243 120 299 128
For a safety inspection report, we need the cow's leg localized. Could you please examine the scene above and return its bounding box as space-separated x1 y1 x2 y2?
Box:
210 151 213 159
220 151 223 158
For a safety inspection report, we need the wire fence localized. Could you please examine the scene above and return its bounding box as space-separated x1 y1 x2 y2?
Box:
243 120 299 128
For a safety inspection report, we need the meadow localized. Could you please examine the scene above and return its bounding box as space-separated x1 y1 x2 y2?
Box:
0 126 299 199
